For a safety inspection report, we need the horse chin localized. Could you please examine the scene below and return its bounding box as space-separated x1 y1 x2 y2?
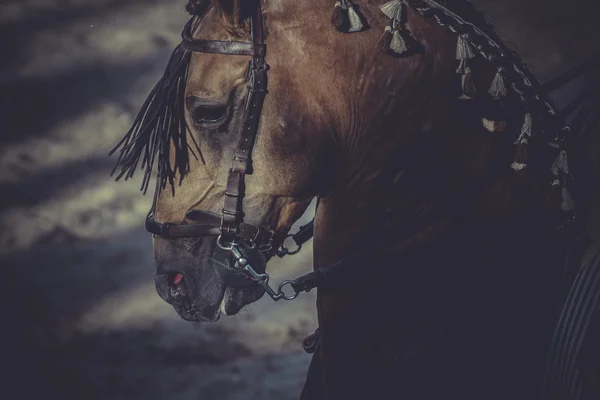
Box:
221 285 265 316
174 300 222 323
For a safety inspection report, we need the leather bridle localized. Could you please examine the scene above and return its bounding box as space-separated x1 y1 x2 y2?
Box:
144 4 315 300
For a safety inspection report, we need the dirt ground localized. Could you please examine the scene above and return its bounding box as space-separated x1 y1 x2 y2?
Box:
0 0 597 399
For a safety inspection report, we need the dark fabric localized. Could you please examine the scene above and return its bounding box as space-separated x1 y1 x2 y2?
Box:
544 245 600 400
579 309 600 400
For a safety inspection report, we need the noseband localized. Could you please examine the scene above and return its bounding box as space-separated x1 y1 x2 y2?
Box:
144 4 314 299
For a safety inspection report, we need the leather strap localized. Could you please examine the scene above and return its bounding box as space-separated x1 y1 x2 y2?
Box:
145 3 276 252
292 220 315 247
181 17 266 57
146 211 275 245
219 4 268 240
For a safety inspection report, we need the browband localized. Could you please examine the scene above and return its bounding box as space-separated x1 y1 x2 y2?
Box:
181 14 266 57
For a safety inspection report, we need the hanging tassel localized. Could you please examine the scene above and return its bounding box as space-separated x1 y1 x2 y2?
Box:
378 0 414 56
331 0 365 33
377 25 394 53
511 113 532 171
511 141 529 171
482 68 508 129
390 27 408 54
456 34 477 100
346 0 364 32
488 69 507 99
481 118 507 132
551 149 569 175
456 34 477 61
380 0 404 19
331 1 345 31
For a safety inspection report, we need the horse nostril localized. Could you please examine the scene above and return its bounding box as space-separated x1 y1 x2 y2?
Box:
155 271 189 304
172 273 184 286
168 272 188 298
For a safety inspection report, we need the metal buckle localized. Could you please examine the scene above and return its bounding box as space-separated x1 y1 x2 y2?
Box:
276 233 302 258
258 228 276 253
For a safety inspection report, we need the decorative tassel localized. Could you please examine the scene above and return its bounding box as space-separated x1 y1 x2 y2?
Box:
377 25 394 53
378 0 414 56
511 113 532 171
488 70 507 99
482 68 508 129
380 0 404 19
346 0 364 32
390 28 408 54
511 141 529 171
481 118 507 132
456 34 476 61
456 34 477 100
331 0 365 33
551 149 569 175
331 1 345 30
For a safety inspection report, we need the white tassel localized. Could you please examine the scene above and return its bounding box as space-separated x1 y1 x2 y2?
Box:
390 29 408 54
511 161 527 171
482 118 507 132
346 1 364 32
551 150 570 175
488 71 507 99
380 0 404 20
482 118 495 132
514 113 533 144
456 34 476 60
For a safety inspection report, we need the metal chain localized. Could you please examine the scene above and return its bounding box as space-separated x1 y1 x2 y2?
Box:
217 235 302 301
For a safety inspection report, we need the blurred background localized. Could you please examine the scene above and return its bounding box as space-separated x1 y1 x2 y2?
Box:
0 0 597 399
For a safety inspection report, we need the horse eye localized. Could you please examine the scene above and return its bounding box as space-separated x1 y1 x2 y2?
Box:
191 104 227 125
186 96 229 127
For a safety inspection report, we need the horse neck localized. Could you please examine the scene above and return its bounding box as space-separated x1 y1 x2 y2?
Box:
310 82 564 339
310 117 564 396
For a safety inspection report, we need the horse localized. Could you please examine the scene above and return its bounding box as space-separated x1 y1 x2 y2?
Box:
109 0 600 398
